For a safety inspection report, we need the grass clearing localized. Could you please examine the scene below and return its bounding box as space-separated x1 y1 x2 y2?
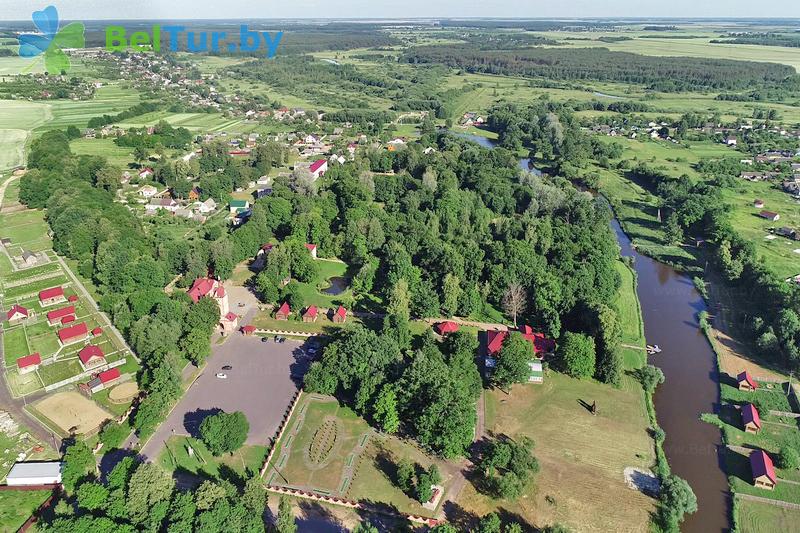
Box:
0 490 52 532
158 435 267 479
736 496 800 533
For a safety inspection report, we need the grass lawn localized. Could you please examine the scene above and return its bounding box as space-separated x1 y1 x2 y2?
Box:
0 490 52 532
725 447 800 504
158 436 267 479
2 326 30 366
71 137 135 169
736 496 800 533
266 395 446 516
36 358 84 387
291 259 353 309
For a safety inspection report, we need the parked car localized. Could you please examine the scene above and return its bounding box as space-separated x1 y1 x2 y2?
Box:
221 365 232 370
261 337 269 343
215 373 227 379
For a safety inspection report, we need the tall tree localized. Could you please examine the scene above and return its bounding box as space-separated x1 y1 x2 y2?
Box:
502 282 527 327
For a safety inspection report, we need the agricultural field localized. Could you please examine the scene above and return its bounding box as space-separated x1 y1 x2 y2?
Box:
33 83 141 133
265 395 450 517
70 137 136 168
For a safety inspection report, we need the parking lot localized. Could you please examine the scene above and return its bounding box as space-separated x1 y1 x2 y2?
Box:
139 332 316 460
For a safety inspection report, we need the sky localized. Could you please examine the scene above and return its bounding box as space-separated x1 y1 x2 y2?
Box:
1 1 799 21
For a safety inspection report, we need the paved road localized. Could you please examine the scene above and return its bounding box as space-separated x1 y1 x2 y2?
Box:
138 333 314 461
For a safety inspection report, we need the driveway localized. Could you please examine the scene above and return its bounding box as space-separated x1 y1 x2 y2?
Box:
138 333 315 461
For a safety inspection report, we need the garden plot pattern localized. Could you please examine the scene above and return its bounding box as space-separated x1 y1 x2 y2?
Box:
269 395 373 498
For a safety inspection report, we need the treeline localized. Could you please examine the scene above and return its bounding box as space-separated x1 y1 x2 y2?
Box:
403 45 794 92
115 120 192 150
628 163 800 371
712 35 800 48
87 101 161 129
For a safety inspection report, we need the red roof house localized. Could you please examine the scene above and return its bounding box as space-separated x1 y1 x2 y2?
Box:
57 322 88 345
333 305 347 324
750 449 777 490
519 325 557 356
67 294 79 303
275 302 290 321
39 286 66 306
741 403 762 433
188 277 217 303
17 353 41 374
304 243 318 259
258 243 274 256
92 327 103 337
98 367 121 384
435 321 460 335
309 159 328 179
61 316 75 325
46 305 75 326
486 330 508 356
303 305 318 323
6 304 29 322
737 371 758 391
241 324 257 335
78 345 105 369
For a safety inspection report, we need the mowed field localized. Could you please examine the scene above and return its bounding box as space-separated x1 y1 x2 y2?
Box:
457 261 656 532
34 84 141 133
0 100 51 171
736 497 800 533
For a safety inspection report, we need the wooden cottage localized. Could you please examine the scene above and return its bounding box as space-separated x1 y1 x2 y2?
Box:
750 450 777 490
275 302 290 321
741 403 761 434
737 371 758 392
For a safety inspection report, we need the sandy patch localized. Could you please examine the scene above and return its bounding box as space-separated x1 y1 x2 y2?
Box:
33 391 112 435
712 328 787 381
108 381 139 402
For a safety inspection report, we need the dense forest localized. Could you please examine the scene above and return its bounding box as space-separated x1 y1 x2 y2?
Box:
712 34 800 48
403 45 795 91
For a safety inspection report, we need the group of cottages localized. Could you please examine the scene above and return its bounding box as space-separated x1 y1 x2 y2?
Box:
736 371 779 491
274 303 348 324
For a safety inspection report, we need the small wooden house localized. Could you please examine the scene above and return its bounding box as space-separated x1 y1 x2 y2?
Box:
275 302 290 321
741 403 761 434
332 305 347 324
750 449 777 490
302 305 318 323
737 371 758 392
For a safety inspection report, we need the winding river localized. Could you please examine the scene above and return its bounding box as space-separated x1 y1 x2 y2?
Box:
461 132 730 532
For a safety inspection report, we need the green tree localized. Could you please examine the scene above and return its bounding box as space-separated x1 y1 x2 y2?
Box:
372 385 400 433
441 273 461 317
76 481 109 512
780 447 800 470
199 411 250 456
396 458 415 495
195 480 228 510
558 332 596 379
478 512 502 533
126 462 175 526
61 441 95 493
658 474 697 532
636 364 665 393
276 497 297 533
493 332 534 389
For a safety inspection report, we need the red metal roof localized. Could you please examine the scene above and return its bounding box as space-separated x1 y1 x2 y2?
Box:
98 367 120 383
487 327 555 357
6 304 28 320
277 302 290 316
486 330 507 356
39 286 64 301
741 403 761 429
737 371 758 389
241 325 257 334
304 305 318 318
335 305 347 318
92 327 103 336
750 449 777 485
224 312 238 322
61 315 75 324
435 321 459 335
47 305 75 322
78 345 104 365
188 277 216 303
305 243 317 251
309 159 327 173
68 295 79 302
58 322 88 343
17 353 41 369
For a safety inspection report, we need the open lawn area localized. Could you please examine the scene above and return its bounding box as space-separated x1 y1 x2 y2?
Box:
266 395 448 516
158 435 267 480
724 447 800 505
71 137 136 169
0 490 52 532
736 496 800 533
290 259 353 309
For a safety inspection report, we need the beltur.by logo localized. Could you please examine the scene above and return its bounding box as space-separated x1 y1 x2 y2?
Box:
106 25 283 57
18 5 85 74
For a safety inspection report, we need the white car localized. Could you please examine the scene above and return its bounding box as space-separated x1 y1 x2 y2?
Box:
215 373 227 379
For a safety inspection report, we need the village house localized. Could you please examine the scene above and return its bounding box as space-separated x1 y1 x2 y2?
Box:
309 159 328 180
750 449 777 490
5 304 30 323
147 197 180 213
57 322 89 346
220 312 239 335
21 250 38 267
737 371 758 391
435 321 460 336
229 199 250 214
138 168 154 179
46 305 75 326
16 353 41 374
138 185 158 198
78 345 106 370
759 210 780 222
87 367 121 394
187 277 229 317
783 179 800 197
724 135 737 146
741 403 761 434
39 286 66 307
305 243 318 259
194 198 217 214
275 302 290 321
485 326 556 384
332 305 347 324
302 305 318 323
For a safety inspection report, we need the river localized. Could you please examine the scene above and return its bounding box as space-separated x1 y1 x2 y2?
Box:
462 131 730 531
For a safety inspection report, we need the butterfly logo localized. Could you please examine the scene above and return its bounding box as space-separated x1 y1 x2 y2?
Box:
18 6 85 74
